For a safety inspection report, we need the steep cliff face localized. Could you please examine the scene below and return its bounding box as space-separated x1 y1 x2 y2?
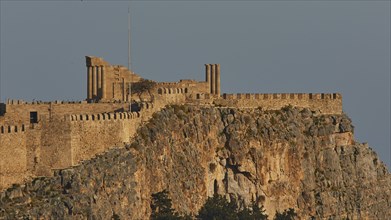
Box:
1 105 390 219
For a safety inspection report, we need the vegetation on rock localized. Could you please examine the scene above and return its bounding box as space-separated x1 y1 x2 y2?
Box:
197 194 268 220
150 190 181 220
132 79 157 101
274 208 297 220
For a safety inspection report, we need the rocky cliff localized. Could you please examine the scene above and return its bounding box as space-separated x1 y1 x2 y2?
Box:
0 105 390 219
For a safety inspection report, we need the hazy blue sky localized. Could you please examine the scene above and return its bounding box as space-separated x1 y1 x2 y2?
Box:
1 1 390 168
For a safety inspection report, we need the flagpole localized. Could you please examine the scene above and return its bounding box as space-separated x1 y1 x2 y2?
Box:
128 6 131 71
128 5 132 112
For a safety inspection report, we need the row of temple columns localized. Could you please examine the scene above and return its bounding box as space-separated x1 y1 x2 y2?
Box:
87 66 106 100
205 64 221 96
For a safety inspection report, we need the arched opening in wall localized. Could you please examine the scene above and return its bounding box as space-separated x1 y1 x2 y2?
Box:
197 94 201 99
184 88 188 93
92 115 95 121
8 126 11 133
1 126 4 133
22 124 25 132
158 88 163 94
80 115 83 121
114 114 117 120
86 115 89 121
168 89 172 94
14 126 18 132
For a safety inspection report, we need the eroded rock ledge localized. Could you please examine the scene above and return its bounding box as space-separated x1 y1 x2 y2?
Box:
0 105 390 219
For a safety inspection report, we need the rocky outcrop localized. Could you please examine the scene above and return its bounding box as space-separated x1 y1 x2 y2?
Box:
0 105 390 219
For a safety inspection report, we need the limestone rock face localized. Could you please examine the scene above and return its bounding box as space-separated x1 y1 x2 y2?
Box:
1 106 390 219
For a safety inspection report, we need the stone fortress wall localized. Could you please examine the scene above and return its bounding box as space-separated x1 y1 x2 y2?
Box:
0 95 185 191
0 100 131 125
0 56 343 191
214 92 342 114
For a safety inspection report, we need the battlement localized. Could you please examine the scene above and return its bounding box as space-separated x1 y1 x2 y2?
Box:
222 93 342 100
69 112 140 122
5 99 87 105
157 82 182 86
1 101 131 125
157 87 188 94
0 124 27 135
214 92 342 114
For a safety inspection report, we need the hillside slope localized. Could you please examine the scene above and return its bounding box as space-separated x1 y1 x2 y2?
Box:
1 105 390 219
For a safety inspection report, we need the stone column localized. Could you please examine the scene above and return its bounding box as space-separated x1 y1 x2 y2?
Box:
205 64 211 93
101 66 106 100
87 66 93 100
216 64 221 97
97 66 101 98
92 66 97 98
210 64 215 95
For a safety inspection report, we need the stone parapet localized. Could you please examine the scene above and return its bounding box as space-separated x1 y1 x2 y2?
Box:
0 124 27 134
215 93 342 114
69 112 140 122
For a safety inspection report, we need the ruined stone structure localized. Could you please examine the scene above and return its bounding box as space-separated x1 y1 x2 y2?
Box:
0 56 343 191
86 56 142 102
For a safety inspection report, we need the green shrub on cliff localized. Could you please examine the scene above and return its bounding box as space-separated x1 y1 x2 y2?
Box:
150 190 181 220
237 203 268 220
274 208 297 220
197 194 238 220
197 194 268 220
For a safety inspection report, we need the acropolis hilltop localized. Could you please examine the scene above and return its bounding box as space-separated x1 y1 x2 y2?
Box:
0 56 342 191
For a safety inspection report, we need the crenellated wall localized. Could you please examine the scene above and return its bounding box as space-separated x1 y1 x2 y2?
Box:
0 112 144 190
1 100 131 125
154 80 209 100
68 111 143 166
0 91 187 191
213 93 342 114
